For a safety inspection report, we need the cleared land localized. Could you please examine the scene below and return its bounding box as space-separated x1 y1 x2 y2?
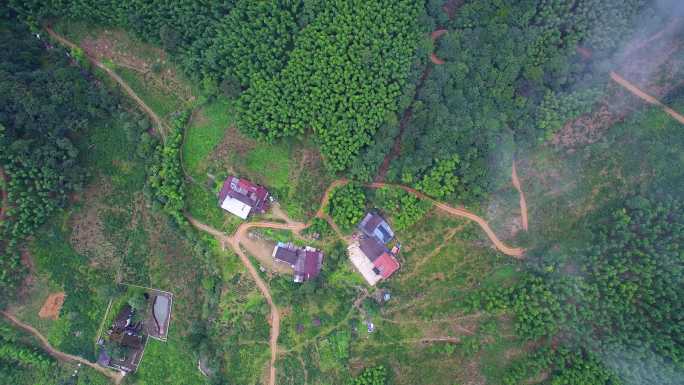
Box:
37 292 65 320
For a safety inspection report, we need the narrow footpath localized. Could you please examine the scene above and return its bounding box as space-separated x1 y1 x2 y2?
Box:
1 311 124 384
610 71 684 124
511 161 529 231
45 27 168 140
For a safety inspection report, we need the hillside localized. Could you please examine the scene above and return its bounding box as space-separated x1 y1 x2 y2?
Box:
1 2 683 385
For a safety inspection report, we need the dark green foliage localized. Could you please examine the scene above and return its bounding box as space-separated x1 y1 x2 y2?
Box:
237 0 421 171
303 217 333 240
373 186 429 230
197 0 301 87
535 88 602 141
349 365 387 385
471 196 684 385
147 111 189 225
394 0 650 198
413 155 460 199
503 348 620 385
327 183 366 230
0 16 115 306
0 324 53 370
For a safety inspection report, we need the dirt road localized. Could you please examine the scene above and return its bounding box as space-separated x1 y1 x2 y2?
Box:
45 27 168 140
187 217 306 385
511 162 529 231
1 311 124 384
368 182 524 257
610 71 684 124
44 27 525 384
315 180 524 258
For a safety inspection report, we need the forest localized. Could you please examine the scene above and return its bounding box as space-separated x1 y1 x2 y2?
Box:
0 15 120 306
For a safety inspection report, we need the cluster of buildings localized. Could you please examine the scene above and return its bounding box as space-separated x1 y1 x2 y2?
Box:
348 213 401 286
218 175 270 220
218 176 401 286
97 290 173 374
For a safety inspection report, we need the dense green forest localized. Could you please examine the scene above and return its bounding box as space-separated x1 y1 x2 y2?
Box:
468 194 684 384
7 0 660 183
0 15 119 306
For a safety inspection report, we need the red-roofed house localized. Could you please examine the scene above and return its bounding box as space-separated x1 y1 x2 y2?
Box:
218 176 270 219
272 242 323 283
347 211 401 285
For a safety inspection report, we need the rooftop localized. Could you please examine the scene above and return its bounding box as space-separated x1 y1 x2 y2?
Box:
273 243 323 283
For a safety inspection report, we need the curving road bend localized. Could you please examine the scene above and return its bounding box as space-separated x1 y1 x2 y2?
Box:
1 311 124 384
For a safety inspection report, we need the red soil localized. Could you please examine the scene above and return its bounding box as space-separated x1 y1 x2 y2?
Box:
38 292 66 320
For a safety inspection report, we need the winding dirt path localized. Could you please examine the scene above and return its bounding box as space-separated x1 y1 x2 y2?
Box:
314 180 524 257
511 162 528 231
430 29 447 65
45 27 168 140
610 71 684 124
0 166 7 222
1 311 124 384
44 25 526 385
187 217 305 385
367 182 524 257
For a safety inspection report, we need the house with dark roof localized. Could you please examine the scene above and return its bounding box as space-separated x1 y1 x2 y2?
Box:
218 176 270 219
359 212 394 244
348 212 400 285
272 242 323 283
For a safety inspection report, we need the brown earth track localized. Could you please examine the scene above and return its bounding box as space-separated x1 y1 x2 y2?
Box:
511 162 529 231
187 217 304 385
38 292 66 320
375 59 434 182
610 71 684 124
1 311 124 384
45 27 168 141
430 29 447 65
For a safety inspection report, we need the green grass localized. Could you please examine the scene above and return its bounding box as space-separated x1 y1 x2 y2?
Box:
134 337 207 385
186 182 241 234
183 98 236 175
245 144 292 192
118 67 184 120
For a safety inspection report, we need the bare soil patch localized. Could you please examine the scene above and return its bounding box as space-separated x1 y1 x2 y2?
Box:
554 20 684 148
511 162 529 231
38 292 66 320
240 232 292 274
81 34 150 72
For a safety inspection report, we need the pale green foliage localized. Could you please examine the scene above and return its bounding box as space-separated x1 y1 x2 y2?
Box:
536 88 602 141
415 155 460 199
374 187 429 230
327 183 366 230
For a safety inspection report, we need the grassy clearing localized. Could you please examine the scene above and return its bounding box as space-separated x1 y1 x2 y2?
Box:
117 67 185 120
133 336 206 385
183 98 236 175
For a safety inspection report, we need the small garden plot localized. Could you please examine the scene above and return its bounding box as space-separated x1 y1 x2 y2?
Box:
96 285 174 374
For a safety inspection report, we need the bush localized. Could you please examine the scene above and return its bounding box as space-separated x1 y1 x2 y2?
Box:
327 183 366 230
